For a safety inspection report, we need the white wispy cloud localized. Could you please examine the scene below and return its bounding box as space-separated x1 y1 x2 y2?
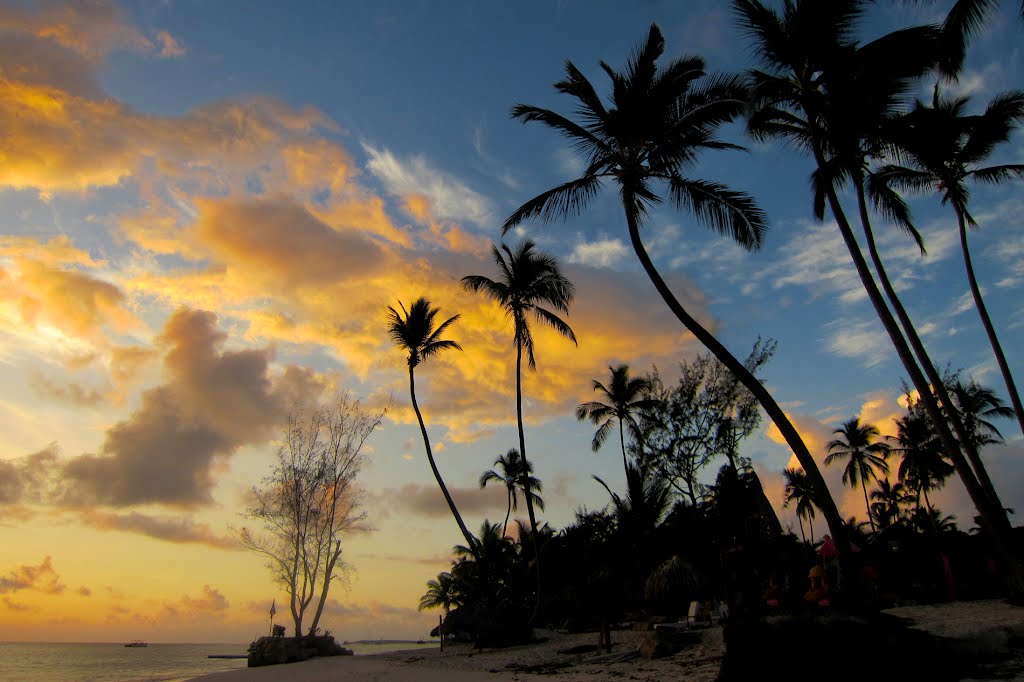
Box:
567 237 628 268
362 143 494 227
825 318 893 367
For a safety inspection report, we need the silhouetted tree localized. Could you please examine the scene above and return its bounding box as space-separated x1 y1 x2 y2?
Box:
387 298 478 559
826 418 891 532
635 341 775 507
479 448 544 538
461 241 575 614
783 466 817 543
576 364 658 480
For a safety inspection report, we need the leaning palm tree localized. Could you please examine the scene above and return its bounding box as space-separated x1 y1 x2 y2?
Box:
479 448 544 538
734 0 1016 571
387 297 478 558
576 364 659 480
826 418 891 533
461 240 575 613
783 466 817 544
873 87 1024 438
502 22 850 562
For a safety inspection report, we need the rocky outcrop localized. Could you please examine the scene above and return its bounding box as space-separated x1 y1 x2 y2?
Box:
247 634 353 667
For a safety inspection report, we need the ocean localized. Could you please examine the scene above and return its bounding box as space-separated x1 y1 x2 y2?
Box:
0 641 438 681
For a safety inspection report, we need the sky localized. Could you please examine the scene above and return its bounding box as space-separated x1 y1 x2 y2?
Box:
0 0 1022 643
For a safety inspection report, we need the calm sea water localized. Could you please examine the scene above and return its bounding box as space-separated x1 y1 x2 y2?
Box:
0 641 438 681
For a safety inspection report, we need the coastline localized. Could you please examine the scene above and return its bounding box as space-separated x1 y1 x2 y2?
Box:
188 600 1024 682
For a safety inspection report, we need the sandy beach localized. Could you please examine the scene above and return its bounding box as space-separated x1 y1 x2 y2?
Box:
190 600 1024 682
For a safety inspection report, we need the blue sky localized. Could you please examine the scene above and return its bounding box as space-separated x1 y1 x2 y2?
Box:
0 0 1021 641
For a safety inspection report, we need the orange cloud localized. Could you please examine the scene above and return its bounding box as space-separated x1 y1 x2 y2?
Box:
0 556 65 595
77 510 239 549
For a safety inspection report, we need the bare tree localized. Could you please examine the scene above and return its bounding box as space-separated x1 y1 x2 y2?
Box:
237 394 384 637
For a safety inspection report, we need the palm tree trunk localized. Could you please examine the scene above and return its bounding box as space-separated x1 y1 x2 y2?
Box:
409 366 480 561
956 206 1024 437
502 490 512 538
862 479 876 533
619 420 629 481
809 515 814 544
621 192 851 573
853 180 1008 517
515 340 544 618
823 177 1023 595
798 516 806 544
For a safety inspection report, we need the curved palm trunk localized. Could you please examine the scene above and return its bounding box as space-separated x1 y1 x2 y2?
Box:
798 516 806 544
621 193 851 575
853 181 1008 516
861 478 876 533
409 366 480 561
956 206 1024 437
808 514 814 544
515 341 544 618
502 489 512 538
823 177 1023 595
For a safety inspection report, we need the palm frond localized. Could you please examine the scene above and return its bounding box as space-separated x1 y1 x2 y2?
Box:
668 176 767 250
502 175 604 234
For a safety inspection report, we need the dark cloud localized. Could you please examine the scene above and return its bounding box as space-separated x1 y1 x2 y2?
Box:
60 308 325 507
0 556 65 595
366 482 507 522
31 373 107 406
0 444 60 506
77 510 239 550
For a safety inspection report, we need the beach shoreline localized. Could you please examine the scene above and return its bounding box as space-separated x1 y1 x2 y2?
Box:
188 600 1024 682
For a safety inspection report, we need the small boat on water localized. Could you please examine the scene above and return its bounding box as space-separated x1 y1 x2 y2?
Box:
124 641 148 648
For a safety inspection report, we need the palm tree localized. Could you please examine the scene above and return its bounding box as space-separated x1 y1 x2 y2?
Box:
890 409 954 517
461 240 575 614
419 571 461 616
949 378 1015 453
870 478 912 530
577 365 659 479
826 418 891 532
502 22 850 562
783 466 817 544
479 448 544 538
387 297 478 558
873 86 1024 438
734 0 1015 568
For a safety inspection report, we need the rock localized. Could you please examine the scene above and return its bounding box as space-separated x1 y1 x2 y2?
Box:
247 635 352 667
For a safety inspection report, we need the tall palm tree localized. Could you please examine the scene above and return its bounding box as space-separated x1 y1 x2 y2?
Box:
461 240 575 613
387 297 478 558
479 448 544 538
783 466 817 544
577 364 659 479
501 22 850 562
734 0 1015 567
873 87 1024 437
826 418 891 532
